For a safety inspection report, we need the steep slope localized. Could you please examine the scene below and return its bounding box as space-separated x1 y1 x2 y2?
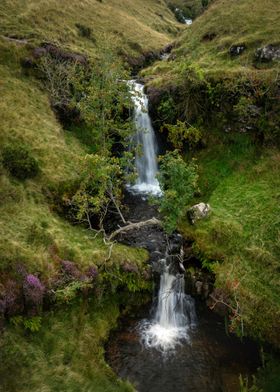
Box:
0 2 182 390
0 0 182 281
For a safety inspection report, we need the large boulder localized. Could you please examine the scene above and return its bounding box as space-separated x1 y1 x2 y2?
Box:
187 202 211 224
255 45 280 62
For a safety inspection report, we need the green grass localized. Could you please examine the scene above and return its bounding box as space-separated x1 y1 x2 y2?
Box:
0 298 135 392
0 0 176 278
0 0 182 57
181 143 280 346
139 0 280 348
143 0 280 84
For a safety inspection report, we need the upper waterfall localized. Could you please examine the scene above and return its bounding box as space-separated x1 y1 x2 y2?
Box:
128 81 161 196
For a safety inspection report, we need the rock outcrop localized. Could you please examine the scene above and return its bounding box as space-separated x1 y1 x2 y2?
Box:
255 45 280 62
188 203 211 224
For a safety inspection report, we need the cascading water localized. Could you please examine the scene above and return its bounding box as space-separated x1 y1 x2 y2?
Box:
127 81 161 196
107 81 260 392
127 80 196 352
140 258 197 353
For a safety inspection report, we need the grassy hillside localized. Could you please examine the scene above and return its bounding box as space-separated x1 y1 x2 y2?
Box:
0 1 179 389
0 0 182 56
145 0 280 78
142 0 280 348
0 0 182 280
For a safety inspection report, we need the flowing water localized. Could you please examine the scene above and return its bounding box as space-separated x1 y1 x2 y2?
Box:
127 81 161 196
140 258 197 352
110 81 260 391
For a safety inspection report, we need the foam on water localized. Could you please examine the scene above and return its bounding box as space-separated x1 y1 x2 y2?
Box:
140 264 196 353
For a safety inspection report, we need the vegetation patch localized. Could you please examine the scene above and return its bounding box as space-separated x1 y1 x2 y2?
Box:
2 145 39 180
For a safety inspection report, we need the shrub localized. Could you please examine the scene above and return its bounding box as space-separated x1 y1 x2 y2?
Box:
0 280 24 316
75 23 92 38
54 280 93 304
2 145 39 180
157 150 199 233
162 120 202 151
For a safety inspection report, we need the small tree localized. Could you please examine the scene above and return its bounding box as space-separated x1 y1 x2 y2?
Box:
72 154 126 229
157 150 198 233
74 47 132 153
162 120 201 151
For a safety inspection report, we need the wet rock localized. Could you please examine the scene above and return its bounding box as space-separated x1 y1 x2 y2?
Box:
168 232 183 254
229 44 246 56
142 268 152 281
255 45 280 62
123 50 160 73
195 280 203 295
160 42 175 60
203 282 210 299
188 202 211 225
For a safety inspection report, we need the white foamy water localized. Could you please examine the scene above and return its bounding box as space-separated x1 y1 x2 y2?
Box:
140 261 197 353
127 81 162 196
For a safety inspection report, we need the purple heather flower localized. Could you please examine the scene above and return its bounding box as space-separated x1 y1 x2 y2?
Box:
23 274 45 307
87 266 98 279
1 280 23 316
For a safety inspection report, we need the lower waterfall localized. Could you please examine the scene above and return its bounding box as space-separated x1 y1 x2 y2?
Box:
140 258 197 352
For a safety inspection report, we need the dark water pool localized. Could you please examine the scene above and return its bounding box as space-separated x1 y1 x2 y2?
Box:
107 304 260 392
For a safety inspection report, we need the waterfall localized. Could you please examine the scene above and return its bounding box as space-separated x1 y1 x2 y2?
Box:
127 80 196 352
127 81 161 196
140 258 197 353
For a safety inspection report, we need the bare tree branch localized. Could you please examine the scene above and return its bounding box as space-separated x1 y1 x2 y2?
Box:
108 217 162 241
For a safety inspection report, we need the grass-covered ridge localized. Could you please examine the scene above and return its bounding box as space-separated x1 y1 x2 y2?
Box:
145 0 280 79
0 0 182 56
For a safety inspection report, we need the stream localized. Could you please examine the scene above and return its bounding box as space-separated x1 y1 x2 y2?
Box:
107 81 260 391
